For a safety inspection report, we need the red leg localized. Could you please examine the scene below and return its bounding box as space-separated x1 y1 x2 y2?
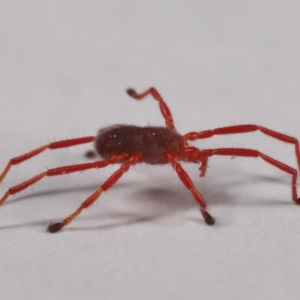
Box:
0 154 125 206
47 154 141 233
164 152 215 225
186 147 300 203
0 136 95 183
126 87 175 130
184 125 300 170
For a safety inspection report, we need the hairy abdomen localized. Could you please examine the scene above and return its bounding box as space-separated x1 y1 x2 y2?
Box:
95 125 185 164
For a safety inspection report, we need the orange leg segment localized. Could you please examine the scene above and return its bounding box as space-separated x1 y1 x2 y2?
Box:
0 136 95 183
47 153 141 233
0 154 125 206
126 87 175 130
199 157 208 177
184 124 300 171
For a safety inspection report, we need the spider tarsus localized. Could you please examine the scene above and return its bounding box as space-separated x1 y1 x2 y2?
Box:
47 222 64 233
126 88 137 98
295 197 300 205
201 209 215 226
85 150 96 159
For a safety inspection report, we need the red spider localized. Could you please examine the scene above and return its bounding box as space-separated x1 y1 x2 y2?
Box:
0 87 299 233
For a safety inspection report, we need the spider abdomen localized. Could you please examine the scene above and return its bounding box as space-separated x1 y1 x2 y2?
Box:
95 125 185 164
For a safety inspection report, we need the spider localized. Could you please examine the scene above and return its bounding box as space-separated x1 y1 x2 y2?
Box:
0 87 299 233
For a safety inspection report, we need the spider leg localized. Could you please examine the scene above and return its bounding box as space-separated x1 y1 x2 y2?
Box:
0 136 95 183
182 147 208 177
48 153 141 233
186 147 300 203
184 124 300 170
0 154 125 206
85 150 97 159
165 152 215 225
126 87 175 130
199 157 208 177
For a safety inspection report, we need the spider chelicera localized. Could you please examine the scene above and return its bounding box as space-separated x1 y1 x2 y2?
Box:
0 87 299 233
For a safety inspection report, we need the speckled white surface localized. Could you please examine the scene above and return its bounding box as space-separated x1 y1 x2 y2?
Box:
1 1 300 300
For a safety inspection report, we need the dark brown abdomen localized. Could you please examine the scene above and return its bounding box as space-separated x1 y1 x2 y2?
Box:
95 125 185 164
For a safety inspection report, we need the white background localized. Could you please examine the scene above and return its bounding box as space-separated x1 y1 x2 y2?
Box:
1 1 300 299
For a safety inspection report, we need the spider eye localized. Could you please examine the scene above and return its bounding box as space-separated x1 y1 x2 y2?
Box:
166 138 173 143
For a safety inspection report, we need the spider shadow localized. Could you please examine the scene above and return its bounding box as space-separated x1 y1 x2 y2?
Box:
0 220 52 231
0 171 293 232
